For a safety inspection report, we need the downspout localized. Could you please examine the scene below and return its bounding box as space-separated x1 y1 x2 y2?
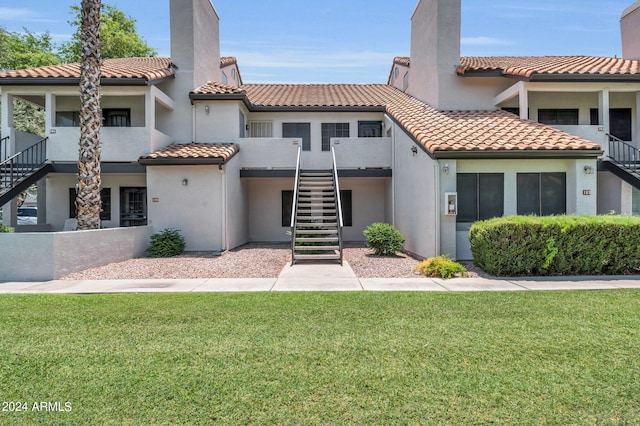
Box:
220 165 227 251
434 160 441 256
192 104 196 143
389 116 396 225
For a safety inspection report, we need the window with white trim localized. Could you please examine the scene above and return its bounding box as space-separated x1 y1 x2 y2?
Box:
249 121 273 138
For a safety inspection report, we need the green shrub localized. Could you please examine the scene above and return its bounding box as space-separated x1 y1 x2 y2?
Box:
414 255 467 279
363 222 405 256
148 228 186 258
0 223 14 233
469 215 640 276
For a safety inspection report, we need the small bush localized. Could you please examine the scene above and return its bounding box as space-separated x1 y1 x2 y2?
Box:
148 228 185 258
414 255 468 279
0 223 14 233
363 222 405 256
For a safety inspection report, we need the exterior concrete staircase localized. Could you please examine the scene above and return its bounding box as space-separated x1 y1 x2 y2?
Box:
0 137 51 206
292 170 342 263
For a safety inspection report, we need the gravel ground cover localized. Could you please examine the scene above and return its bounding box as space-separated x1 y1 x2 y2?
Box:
61 242 450 280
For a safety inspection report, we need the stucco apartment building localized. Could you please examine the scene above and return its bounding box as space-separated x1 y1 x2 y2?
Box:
1 0 639 261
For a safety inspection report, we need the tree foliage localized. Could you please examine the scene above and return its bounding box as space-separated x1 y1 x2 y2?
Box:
0 28 61 71
60 4 157 62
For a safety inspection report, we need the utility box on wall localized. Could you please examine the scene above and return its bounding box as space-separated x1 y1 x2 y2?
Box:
445 192 457 215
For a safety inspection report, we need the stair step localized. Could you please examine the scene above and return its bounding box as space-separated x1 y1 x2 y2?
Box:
300 172 332 176
297 202 335 207
293 254 341 260
295 237 339 243
295 229 338 234
295 245 340 251
297 208 337 213
297 216 337 220
299 186 334 190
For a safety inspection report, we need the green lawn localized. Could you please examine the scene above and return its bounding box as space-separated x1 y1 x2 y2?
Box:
1 291 639 425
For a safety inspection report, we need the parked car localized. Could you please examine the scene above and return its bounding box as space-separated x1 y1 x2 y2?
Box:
17 207 37 225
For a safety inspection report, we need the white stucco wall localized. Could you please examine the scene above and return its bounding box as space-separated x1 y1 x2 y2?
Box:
245 177 388 243
146 165 223 251
392 123 439 258
45 173 147 231
597 171 633 215
247 178 294 242
0 226 153 281
223 156 249 249
622 1 640 60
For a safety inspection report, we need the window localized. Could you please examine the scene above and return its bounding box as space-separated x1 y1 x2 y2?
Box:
394 66 399 79
502 107 520 116
538 109 578 125
249 121 273 138
120 187 147 227
403 72 409 91
282 189 352 227
102 109 130 127
222 71 228 85
69 188 111 221
590 108 599 126
321 123 349 151
283 123 311 151
517 173 566 216
457 174 504 222
358 121 383 138
56 111 80 127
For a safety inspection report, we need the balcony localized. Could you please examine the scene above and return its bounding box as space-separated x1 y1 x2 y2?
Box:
236 137 392 171
554 125 610 157
47 126 172 162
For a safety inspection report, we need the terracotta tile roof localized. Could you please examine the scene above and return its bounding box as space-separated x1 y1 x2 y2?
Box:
191 81 245 95
393 56 410 67
0 57 175 84
139 143 239 164
457 56 640 79
220 56 238 67
191 82 601 155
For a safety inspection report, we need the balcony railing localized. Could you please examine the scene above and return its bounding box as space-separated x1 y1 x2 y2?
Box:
608 134 640 175
0 137 47 198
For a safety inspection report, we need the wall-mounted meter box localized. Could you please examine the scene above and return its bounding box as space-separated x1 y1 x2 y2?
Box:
445 192 457 215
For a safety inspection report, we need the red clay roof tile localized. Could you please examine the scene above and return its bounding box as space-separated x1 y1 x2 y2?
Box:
457 56 640 78
190 82 601 155
0 57 175 83
140 143 239 163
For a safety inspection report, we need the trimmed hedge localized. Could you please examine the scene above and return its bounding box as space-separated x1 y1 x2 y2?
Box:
469 215 640 276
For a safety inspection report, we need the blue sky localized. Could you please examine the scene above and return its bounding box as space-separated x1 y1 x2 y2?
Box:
0 0 631 83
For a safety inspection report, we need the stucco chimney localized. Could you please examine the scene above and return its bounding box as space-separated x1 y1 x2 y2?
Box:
170 0 221 87
408 0 465 110
621 1 640 59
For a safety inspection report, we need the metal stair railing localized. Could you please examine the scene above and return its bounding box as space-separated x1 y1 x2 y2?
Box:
1 136 9 162
331 146 344 265
0 137 48 197
608 134 640 175
290 146 302 264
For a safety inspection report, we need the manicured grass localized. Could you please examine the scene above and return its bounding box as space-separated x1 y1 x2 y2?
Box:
1 291 639 425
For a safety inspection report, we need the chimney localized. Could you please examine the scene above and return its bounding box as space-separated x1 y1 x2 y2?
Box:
621 1 640 59
170 0 221 87
408 0 465 110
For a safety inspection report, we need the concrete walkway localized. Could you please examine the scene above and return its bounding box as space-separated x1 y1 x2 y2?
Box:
1 261 640 293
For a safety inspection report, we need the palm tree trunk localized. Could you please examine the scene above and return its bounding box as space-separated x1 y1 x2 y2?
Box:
76 0 102 230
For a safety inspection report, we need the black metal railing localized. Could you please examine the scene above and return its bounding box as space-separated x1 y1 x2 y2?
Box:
0 136 9 163
331 146 344 265
608 134 640 175
0 137 48 196
290 146 302 263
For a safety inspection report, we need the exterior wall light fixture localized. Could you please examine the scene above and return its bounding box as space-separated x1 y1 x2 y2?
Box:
411 146 418 156
182 178 189 186
584 165 594 174
442 164 450 175
204 105 210 114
